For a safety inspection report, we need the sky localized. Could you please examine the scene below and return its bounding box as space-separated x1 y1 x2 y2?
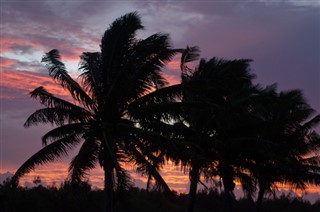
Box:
0 0 320 200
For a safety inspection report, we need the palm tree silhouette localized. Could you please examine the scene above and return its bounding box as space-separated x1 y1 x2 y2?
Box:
174 46 256 212
11 12 178 212
246 88 320 212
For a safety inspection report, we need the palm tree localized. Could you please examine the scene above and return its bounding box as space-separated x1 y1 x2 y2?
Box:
11 12 179 212
171 46 257 212
195 62 261 212
244 87 320 212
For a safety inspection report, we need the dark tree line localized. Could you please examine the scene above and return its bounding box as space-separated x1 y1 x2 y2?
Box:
9 12 320 212
1 180 320 212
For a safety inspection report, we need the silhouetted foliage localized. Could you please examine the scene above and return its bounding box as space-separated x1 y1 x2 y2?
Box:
1 183 319 212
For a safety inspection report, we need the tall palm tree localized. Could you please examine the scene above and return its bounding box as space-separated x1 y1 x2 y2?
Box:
11 12 178 212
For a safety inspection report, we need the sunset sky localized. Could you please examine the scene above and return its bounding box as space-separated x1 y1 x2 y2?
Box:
1 0 319 198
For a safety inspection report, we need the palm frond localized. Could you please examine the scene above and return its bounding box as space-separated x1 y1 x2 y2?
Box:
117 121 199 163
79 52 102 102
30 87 93 113
279 89 314 123
118 121 177 148
299 115 320 136
68 137 99 184
180 45 200 78
42 123 87 146
130 102 184 122
100 12 143 87
238 171 256 199
105 33 178 107
11 134 82 186
128 83 185 112
42 49 95 109
114 162 132 191
24 108 92 127
300 156 320 167
128 33 177 90
132 148 173 197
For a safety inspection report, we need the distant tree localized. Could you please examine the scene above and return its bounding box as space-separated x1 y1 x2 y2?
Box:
33 176 42 187
11 12 179 212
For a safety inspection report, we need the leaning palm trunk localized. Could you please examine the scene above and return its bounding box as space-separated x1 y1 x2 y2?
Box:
187 163 200 212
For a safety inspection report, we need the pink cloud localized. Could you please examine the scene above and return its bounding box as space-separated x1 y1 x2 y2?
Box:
162 73 180 85
0 57 19 67
0 34 87 63
1 70 71 99
166 59 181 72
0 35 41 54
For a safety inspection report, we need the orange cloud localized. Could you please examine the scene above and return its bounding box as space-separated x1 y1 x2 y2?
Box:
1 70 71 99
13 162 70 187
59 49 84 62
12 161 190 192
0 57 18 67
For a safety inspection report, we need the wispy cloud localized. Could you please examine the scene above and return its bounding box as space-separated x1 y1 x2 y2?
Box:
1 69 69 99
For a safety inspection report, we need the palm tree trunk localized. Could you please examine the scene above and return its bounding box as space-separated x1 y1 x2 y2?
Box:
187 163 200 212
256 187 265 212
102 129 115 212
104 162 114 212
222 175 235 212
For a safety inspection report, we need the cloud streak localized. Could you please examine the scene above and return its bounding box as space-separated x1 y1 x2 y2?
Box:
1 69 69 99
